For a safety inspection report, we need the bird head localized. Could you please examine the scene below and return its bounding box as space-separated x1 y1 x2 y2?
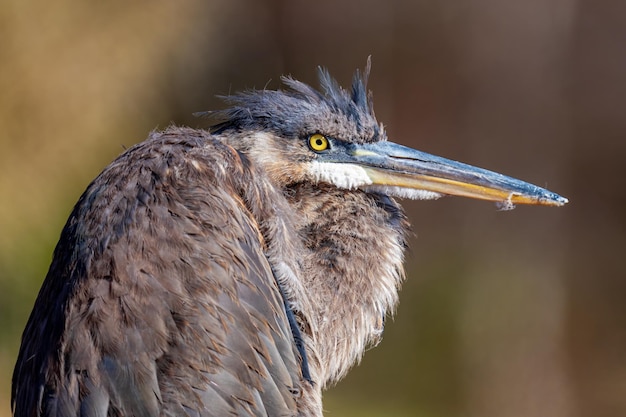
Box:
208 60 568 208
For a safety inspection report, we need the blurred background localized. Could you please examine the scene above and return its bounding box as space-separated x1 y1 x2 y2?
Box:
1 0 624 416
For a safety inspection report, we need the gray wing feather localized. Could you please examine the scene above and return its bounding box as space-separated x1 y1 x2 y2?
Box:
12 128 303 417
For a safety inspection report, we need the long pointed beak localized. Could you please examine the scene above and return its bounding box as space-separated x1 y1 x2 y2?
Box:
349 141 568 207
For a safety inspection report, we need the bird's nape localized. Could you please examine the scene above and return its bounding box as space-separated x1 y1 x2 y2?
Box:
12 62 567 417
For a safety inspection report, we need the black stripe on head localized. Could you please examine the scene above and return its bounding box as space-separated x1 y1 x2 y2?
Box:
209 58 384 144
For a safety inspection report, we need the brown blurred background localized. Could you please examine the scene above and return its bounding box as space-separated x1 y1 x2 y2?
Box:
1 0 624 416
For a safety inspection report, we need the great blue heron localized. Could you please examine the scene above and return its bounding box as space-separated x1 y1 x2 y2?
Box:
12 61 567 416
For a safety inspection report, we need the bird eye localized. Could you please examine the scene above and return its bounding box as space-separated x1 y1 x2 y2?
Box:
308 134 329 152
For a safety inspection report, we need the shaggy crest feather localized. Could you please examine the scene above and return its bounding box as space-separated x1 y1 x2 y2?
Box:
210 58 383 144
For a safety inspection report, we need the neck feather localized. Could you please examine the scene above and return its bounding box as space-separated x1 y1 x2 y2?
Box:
284 183 408 387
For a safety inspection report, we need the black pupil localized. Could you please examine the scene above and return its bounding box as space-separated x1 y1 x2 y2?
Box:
315 139 323 146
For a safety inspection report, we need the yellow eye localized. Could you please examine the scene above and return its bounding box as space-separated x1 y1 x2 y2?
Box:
309 134 329 152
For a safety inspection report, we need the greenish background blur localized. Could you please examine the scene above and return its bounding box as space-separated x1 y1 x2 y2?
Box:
1 0 624 416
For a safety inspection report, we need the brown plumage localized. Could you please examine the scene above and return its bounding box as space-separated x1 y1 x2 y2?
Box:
12 63 567 416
